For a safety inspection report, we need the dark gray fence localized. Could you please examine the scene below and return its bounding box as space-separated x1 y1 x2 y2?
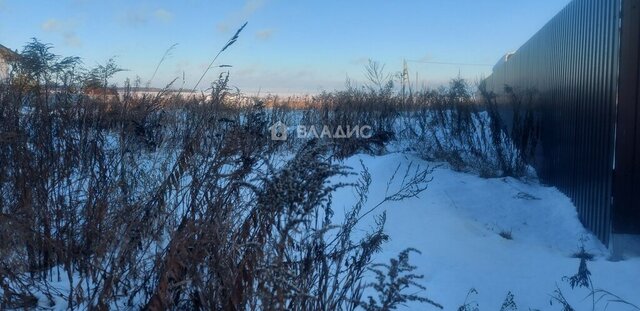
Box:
484 0 640 246
614 0 640 236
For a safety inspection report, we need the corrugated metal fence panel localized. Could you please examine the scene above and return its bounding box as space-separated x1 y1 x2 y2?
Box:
483 0 621 245
614 0 640 234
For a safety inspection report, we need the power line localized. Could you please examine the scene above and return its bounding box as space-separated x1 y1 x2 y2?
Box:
406 59 494 67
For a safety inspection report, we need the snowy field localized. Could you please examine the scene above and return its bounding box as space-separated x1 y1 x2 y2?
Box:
11 151 640 310
331 153 640 310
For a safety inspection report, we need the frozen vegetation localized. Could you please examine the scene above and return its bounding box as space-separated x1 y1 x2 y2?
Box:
0 39 638 310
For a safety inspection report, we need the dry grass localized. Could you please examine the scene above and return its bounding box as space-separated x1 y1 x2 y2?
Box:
0 38 439 310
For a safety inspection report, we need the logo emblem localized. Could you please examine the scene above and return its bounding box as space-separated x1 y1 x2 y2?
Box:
270 121 288 141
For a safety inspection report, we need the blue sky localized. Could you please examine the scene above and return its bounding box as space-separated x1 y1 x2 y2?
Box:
0 0 571 95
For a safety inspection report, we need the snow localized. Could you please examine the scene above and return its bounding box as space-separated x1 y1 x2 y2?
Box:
331 152 640 310
10 151 640 310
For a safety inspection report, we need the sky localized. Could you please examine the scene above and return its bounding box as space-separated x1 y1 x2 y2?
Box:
0 0 571 95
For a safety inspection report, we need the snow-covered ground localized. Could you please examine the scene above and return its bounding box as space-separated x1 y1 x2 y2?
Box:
332 153 640 310
11 151 639 310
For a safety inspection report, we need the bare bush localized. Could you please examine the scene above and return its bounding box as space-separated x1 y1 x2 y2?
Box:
400 78 538 178
0 40 437 310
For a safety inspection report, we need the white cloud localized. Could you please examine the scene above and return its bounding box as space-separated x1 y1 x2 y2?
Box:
216 23 230 33
41 19 63 32
154 8 173 23
255 29 274 41
63 32 82 47
41 18 82 47
121 10 148 27
120 8 174 27
243 0 265 15
217 0 266 33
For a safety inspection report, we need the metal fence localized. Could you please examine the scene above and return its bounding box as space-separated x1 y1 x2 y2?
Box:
614 0 640 237
484 0 640 246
